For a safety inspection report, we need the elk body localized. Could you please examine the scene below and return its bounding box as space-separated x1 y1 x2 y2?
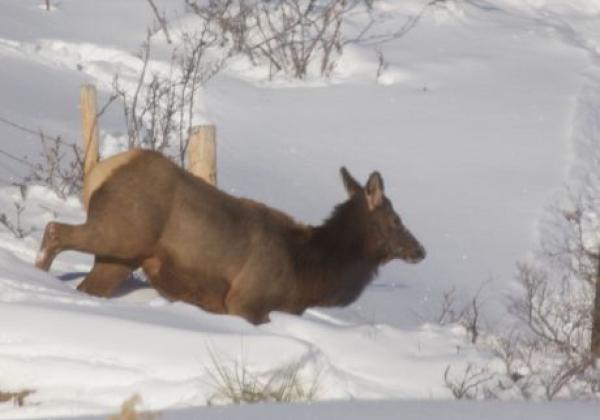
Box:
36 150 426 324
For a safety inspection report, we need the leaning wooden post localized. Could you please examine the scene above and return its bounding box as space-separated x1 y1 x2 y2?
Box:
80 84 100 209
187 125 217 187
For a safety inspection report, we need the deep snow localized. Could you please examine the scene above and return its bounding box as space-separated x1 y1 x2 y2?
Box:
0 0 600 418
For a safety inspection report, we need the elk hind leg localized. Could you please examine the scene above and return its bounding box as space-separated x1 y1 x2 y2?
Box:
35 221 66 271
35 219 151 271
77 257 136 298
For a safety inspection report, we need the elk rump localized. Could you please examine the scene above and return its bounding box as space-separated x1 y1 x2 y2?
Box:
35 150 426 324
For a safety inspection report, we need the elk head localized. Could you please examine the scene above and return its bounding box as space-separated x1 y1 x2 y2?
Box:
341 167 426 264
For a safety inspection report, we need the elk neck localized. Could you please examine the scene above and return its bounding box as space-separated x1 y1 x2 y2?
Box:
295 196 380 307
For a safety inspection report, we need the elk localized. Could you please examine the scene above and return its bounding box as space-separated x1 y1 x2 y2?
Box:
35 150 426 324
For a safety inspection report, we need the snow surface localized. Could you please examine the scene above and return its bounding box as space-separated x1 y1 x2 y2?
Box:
76 400 600 420
0 0 600 418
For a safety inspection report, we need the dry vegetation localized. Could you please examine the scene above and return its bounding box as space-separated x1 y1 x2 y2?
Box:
439 186 600 401
0 186 32 239
186 0 365 79
108 395 159 420
205 350 321 405
0 389 34 407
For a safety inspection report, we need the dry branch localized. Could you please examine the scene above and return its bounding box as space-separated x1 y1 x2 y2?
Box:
146 0 173 44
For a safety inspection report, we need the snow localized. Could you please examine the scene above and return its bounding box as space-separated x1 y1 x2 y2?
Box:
0 0 599 418
85 399 600 420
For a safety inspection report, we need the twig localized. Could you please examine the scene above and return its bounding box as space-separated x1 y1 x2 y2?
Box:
146 0 173 44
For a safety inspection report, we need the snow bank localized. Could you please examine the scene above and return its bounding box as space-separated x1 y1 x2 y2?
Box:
0 0 599 418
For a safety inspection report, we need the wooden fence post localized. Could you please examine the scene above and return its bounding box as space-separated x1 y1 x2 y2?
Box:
80 84 100 210
80 84 100 179
187 125 217 187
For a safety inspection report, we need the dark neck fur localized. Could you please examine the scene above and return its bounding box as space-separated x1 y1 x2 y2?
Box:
294 197 380 307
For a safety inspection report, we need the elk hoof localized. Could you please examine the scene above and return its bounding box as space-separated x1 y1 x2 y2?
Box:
34 250 50 271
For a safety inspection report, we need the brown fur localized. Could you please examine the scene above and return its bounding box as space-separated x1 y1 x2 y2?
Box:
36 150 425 324
82 149 143 210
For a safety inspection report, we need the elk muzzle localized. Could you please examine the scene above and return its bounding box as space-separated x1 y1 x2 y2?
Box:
402 243 426 264
396 229 426 264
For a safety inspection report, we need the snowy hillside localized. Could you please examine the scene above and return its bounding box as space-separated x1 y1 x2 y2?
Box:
0 0 600 418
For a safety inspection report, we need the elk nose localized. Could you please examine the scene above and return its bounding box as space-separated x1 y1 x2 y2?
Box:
412 245 426 263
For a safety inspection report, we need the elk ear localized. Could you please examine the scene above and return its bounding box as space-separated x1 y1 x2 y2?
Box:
340 167 362 197
365 171 384 210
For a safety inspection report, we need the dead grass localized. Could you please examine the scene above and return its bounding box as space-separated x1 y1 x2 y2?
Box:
108 395 159 420
0 389 34 407
205 350 321 405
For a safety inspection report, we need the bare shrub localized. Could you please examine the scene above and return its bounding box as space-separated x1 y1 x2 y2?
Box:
493 261 598 400
205 350 320 405
187 0 448 80
488 332 535 399
435 284 487 344
443 364 494 400
492 331 595 399
187 0 374 80
113 26 229 165
0 116 84 199
486 187 600 400
21 133 84 199
0 190 32 239
539 189 600 358
509 263 592 355
0 389 34 407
